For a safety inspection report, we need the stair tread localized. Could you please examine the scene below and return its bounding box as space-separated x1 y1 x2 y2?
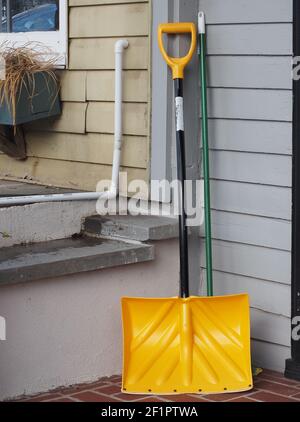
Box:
84 215 179 241
0 236 154 286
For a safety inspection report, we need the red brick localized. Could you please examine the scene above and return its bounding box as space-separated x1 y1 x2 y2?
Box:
89 380 113 388
114 392 147 401
72 391 121 402
201 391 254 402
138 397 167 402
58 384 98 395
48 398 75 402
24 393 62 402
101 376 121 384
95 385 121 395
161 395 209 402
250 392 299 402
97 376 113 382
110 376 122 382
228 397 258 403
254 380 299 396
64 381 113 395
58 387 86 395
262 370 284 377
259 374 300 387
18 370 300 403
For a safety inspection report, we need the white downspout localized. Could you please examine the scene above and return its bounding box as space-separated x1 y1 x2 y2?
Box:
0 39 129 206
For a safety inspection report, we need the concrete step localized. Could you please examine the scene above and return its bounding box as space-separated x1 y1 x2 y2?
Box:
0 180 101 248
0 235 154 286
84 215 179 242
0 200 98 248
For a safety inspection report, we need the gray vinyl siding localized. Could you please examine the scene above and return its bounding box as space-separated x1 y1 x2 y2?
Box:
199 0 293 371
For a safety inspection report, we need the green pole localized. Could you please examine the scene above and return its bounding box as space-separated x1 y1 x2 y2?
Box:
198 12 213 297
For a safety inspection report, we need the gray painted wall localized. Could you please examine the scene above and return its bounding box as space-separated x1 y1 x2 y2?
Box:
151 0 292 371
199 0 293 371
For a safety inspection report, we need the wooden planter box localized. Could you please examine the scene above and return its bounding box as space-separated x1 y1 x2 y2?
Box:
0 71 61 126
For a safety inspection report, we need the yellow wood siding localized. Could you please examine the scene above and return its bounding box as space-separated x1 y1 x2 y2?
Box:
60 71 87 102
26 133 148 169
28 102 88 134
69 3 149 38
0 0 150 194
0 156 147 194
69 37 149 70
86 103 148 136
87 71 148 102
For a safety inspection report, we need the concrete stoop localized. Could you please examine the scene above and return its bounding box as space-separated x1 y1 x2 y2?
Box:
0 214 178 287
0 236 155 287
0 200 98 249
0 214 180 401
84 215 179 242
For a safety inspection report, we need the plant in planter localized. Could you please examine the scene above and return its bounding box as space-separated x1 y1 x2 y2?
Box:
0 43 61 159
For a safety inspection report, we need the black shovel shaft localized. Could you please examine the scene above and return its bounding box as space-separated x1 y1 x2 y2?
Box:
174 79 189 298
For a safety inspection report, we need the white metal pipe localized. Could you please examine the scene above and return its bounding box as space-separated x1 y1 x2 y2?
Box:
0 39 129 206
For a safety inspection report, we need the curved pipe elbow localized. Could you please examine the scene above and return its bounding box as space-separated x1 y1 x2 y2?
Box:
115 39 129 54
99 185 117 201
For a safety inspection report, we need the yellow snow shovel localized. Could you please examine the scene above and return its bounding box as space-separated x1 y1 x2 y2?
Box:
121 20 253 395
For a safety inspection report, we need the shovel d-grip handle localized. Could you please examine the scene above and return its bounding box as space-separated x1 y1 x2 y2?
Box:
158 22 197 79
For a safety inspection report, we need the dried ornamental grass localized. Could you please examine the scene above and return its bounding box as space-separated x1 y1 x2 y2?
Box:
0 42 60 126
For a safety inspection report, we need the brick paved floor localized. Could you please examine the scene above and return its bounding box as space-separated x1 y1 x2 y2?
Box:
13 370 300 403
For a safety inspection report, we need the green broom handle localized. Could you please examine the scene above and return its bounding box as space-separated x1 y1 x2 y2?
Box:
199 12 213 297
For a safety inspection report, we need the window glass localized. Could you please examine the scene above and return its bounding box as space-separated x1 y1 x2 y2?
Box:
0 0 59 33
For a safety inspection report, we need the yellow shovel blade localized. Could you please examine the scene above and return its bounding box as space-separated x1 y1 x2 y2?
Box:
122 294 253 395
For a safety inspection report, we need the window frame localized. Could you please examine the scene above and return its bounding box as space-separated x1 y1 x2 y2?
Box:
0 0 68 67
